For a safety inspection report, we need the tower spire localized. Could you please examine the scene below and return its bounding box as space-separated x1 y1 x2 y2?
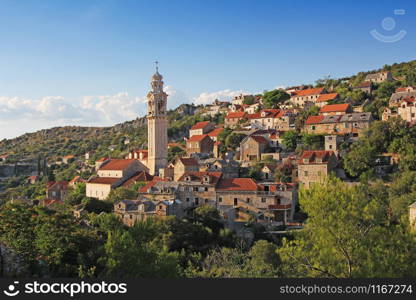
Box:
155 60 159 73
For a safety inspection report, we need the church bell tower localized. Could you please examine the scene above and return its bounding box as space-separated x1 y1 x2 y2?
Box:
147 62 168 175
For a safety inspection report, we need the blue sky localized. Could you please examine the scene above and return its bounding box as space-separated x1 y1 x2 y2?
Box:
0 0 415 139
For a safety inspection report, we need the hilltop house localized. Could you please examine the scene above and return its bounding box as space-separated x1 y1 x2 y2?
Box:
86 159 148 200
46 181 68 201
303 112 372 136
225 111 246 128
186 134 214 155
290 87 325 107
240 135 270 161
297 150 338 188
365 71 393 83
189 121 215 137
353 81 372 94
319 103 353 116
315 93 339 107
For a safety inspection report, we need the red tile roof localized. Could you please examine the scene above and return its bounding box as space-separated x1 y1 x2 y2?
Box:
69 176 86 185
122 171 154 187
316 93 339 103
187 134 210 142
246 112 262 119
355 81 371 88
292 87 324 97
319 103 350 113
96 157 109 162
305 115 324 125
87 177 120 184
139 178 168 193
225 111 246 119
298 150 334 164
177 157 199 166
250 136 269 144
99 159 137 171
191 121 211 130
178 171 223 185
217 178 259 191
208 127 223 137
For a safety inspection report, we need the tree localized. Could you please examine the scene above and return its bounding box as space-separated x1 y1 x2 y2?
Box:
225 133 246 150
245 240 280 277
263 90 290 108
282 131 298 151
167 146 185 162
101 229 182 278
106 187 138 203
278 177 416 277
65 183 86 206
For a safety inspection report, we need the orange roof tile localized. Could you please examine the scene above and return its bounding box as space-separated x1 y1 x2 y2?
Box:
191 121 211 130
208 127 223 137
87 177 120 184
225 111 246 119
305 115 324 124
316 93 339 103
298 150 335 164
187 134 210 142
99 159 137 171
250 136 269 144
217 178 259 191
293 87 324 97
319 103 350 113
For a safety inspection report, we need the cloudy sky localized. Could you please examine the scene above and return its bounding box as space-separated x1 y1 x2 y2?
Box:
0 0 415 139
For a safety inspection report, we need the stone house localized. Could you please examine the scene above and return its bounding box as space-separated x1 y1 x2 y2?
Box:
199 158 239 179
46 181 68 201
389 88 416 107
324 135 344 154
86 159 148 200
303 112 373 136
168 157 199 181
225 111 246 128
297 150 338 188
189 121 215 137
353 81 372 94
315 93 339 107
247 109 296 131
207 127 224 142
290 87 325 107
114 199 184 227
240 135 269 161
186 134 214 155
319 103 352 116
365 71 393 83
398 97 416 123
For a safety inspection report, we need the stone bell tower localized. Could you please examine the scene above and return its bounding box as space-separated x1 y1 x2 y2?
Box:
147 62 168 175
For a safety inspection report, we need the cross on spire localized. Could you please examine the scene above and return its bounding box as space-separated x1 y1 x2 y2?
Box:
155 60 159 72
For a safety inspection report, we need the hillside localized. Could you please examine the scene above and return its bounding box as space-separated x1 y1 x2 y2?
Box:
0 104 203 164
1 59 415 164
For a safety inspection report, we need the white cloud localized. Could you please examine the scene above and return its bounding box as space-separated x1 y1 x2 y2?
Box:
193 89 247 105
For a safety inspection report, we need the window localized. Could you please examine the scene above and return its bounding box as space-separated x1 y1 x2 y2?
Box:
205 198 208 203
193 187 198 192
261 198 266 203
204 187 208 191
311 126 315 130
195 198 199 205
304 171 308 176
329 145 333 149
317 171 322 176
218 197 223 203
186 198 190 202
159 205 163 209
234 198 238 205
246 198 250 203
